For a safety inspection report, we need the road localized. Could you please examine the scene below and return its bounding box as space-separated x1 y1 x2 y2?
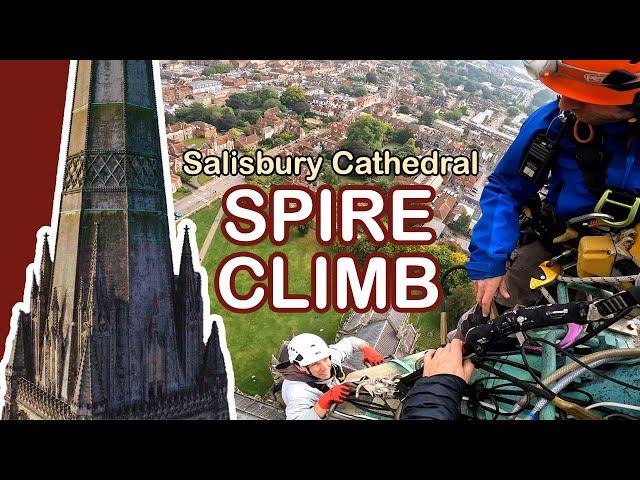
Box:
387 63 400 101
174 174 245 218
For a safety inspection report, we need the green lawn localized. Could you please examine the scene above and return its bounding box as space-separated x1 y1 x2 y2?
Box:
188 199 222 248
202 225 341 396
410 310 441 351
184 136 209 149
197 173 214 186
172 186 191 202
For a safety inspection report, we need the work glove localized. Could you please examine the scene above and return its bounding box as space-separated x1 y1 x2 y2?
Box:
361 346 384 366
317 384 352 409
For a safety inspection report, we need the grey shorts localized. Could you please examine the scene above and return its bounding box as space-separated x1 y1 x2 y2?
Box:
495 240 553 309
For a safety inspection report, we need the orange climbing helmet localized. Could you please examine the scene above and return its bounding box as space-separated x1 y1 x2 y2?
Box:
523 60 640 106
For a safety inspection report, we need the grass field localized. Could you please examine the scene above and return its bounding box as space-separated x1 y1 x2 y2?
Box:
197 173 214 186
184 137 208 149
202 226 341 396
188 199 221 248
410 310 441 351
172 186 191 202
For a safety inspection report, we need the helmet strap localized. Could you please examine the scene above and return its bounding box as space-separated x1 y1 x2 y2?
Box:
304 366 320 380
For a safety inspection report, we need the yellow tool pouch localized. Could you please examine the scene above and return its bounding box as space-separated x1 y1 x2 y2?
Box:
577 235 616 278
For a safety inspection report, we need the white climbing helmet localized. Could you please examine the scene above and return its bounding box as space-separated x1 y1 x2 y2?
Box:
287 333 331 367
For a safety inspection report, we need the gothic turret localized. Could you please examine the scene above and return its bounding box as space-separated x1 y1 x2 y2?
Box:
175 225 203 385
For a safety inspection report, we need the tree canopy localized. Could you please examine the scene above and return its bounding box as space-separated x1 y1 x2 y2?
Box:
203 62 232 75
280 85 307 108
343 115 391 151
419 111 437 126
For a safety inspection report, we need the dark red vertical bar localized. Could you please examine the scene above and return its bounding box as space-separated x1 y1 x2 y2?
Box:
0 60 69 357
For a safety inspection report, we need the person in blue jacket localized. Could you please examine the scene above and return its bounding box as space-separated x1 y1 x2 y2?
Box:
405 61 640 421
402 339 474 420
467 60 640 317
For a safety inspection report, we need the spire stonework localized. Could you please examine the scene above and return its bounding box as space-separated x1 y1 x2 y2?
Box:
2 61 229 419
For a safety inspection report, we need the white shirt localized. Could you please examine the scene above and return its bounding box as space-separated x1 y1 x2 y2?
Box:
281 337 366 420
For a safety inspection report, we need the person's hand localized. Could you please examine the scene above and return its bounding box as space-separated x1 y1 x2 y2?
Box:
361 345 384 366
317 384 352 409
473 275 509 316
423 339 474 383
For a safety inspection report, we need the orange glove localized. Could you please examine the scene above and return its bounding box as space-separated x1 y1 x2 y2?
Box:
317 384 352 409
361 346 384 366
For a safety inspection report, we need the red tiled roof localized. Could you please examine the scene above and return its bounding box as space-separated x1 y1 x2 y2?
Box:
235 134 260 147
215 135 230 146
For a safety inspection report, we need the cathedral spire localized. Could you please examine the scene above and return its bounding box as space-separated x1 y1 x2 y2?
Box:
2 61 229 420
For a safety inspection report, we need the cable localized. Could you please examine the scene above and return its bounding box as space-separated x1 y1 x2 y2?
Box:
527 357 612 417
472 358 554 402
585 401 640 413
475 399 503 419
603 413 639 420
520 335 560 398
529 336 640 393
473 357 604 419
566 388 594 404
473 376 531 403
510 347 640 413
479 354 544 377
483 349 525 356
468 376 532 417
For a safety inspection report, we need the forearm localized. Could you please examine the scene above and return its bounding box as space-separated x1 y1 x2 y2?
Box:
314 402 329 419
331 336 367 362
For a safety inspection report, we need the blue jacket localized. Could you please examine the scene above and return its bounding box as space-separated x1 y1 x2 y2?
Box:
401 374 466 420
466 101 640 280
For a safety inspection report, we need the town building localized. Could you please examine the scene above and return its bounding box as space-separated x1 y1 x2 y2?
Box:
190 79 222 95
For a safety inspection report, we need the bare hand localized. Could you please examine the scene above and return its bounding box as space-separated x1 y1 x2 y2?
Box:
423 339 474 383
473 275 509 316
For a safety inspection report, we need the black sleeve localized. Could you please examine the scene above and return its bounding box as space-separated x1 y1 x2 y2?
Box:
401 374 466 420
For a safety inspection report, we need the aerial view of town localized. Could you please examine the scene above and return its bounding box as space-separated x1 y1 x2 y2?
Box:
160 59 557 418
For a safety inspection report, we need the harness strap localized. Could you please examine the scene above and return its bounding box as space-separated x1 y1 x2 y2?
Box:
573 120 608 197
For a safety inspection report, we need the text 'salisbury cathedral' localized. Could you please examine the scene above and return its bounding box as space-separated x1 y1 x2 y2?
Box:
2 61 230 419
